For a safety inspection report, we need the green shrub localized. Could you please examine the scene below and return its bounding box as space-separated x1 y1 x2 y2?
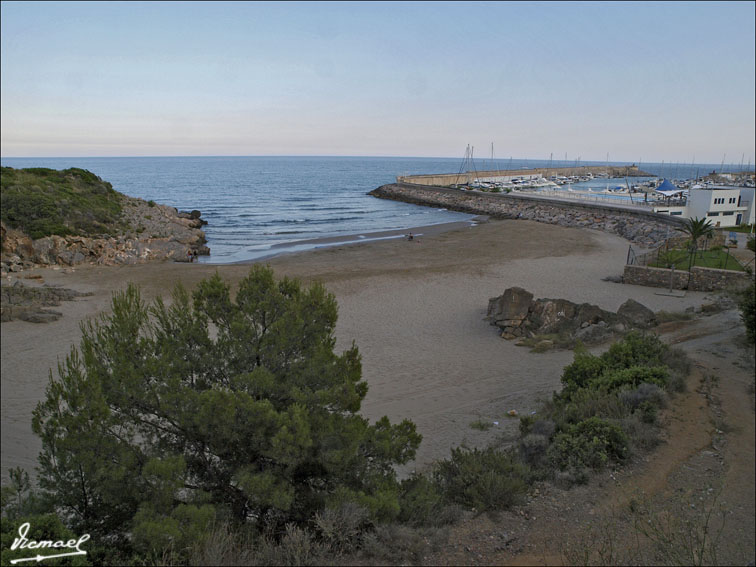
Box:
0 167 122 239
469 418 493 431
739 282 755 344
618 383 667 414
398 474 450 527
432 447 528 511
592 365 670 392
547 417 629 472
619 414 662 451
655 310 694 323
601 331 668 370
519 433 550 468
558 387 627 425
659 346 691 392
560 347 608 395
360 523 445 565
313 501 370 553
519 415 536 435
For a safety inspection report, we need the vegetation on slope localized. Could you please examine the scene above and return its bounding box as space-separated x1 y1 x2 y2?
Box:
0 167 123 240
0 266 694 565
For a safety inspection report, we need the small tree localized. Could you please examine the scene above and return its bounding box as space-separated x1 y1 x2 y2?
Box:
32 266 420 559
677 217 715 270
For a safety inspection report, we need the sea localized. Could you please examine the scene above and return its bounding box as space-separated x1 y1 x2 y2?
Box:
0 156 748 263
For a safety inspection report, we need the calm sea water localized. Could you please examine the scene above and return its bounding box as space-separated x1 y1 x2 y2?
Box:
0 156 745 263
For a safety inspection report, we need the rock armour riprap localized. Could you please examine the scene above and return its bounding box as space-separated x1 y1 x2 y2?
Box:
369 183 683 248
1 197 209 274
486 287 657 344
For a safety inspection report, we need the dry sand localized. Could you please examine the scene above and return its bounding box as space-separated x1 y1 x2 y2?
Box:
1 219 712 480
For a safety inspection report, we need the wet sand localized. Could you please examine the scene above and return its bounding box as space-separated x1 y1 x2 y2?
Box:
1 219 711 480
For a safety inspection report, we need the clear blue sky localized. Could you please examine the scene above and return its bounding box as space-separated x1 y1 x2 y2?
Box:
1 1 754 163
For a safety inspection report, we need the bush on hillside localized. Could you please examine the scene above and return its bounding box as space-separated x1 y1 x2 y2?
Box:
431 447 528 511
547 417 629 474
0 166 123 239
739 282 755 344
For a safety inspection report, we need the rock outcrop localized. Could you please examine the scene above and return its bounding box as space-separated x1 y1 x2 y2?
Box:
1 197 209 274
486 287 656 345
1 281 93 323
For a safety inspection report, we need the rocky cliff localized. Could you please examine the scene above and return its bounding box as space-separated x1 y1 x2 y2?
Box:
1 168 209 273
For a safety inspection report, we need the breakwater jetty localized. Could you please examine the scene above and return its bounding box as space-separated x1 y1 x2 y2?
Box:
369 183 683 248
398 164 653 187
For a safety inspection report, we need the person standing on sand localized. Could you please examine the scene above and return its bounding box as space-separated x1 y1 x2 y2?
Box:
187 249 193 262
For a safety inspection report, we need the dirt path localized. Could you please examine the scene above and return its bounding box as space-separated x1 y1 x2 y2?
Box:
423 308 755 566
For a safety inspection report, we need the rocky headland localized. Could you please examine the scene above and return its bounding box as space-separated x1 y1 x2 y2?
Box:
1 167 209 275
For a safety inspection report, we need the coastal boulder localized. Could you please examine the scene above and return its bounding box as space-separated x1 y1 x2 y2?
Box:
488 287 657 347
487 287 533 328
528 298 578 333
617 298 656 329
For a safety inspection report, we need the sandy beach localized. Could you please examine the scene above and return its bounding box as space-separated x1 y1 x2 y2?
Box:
1 219 712 479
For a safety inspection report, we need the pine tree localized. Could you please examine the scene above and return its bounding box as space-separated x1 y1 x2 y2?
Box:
32 266 421 558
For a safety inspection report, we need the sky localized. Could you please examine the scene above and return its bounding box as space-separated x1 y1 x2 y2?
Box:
1 1 754 163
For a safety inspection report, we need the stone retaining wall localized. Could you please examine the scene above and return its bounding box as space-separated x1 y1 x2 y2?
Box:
623 264 753 291
370 183 682 248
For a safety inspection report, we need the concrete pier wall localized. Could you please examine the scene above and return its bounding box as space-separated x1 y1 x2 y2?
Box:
369 182 681 248
397 165 653 187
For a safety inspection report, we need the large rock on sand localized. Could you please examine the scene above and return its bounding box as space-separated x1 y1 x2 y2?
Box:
487 287 533 328
487 287 655 346
617 298 657 329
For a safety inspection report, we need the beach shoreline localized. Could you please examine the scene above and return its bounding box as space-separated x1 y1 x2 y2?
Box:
1 218 712 481
217 216 486 264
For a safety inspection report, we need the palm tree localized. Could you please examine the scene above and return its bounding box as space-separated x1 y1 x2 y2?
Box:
677 217 715 272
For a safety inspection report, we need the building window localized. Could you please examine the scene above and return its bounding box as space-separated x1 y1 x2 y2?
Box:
723 212 734 216
707 212 720 216
670 211 683 216
729 197 736 203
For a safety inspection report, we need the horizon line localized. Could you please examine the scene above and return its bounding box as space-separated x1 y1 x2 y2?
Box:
2 154 753 168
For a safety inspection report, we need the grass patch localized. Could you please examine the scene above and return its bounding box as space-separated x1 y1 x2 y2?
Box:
516 332 574 352
469 418 494 431
722 224 754 233
649 248 745 272
655 310 694 323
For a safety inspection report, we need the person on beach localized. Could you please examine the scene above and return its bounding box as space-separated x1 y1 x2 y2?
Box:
407 232 414 241
192 250 198 262
187 250 193 262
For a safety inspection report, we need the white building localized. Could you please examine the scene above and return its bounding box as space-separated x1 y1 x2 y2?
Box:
654 186 755 228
